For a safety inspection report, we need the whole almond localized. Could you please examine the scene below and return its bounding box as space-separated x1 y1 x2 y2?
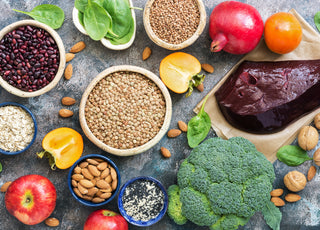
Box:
81 168 94 180
307 165 317 181
285 193 301 202
1 181 12 192
271 197 285 207
178 121 188 132
74 166 82 174
88 165 101 177
45 217 60 227
201 63 214 73
196 83 204 92
65 53 75 63
100 192 112 199
101 168 110 179
105 175 112 183
80 179 94 188
87 187 99 197
72 174 84 181
64 63 73 80
77 183 89 194
167 129 181 138
161 147 171 158
70 41 86 53
73 187 83 198
96 179 110 189
92 158 104 162
97 162 108 171
86 158 99 165
79 162 89 168
270 188 284 197
92 197 105 203
100 188 113 193
59 109 73 118
142 47 152 61
71 179 78 188
110 167 117 181
82 195 93 201
62 97 76 106
111 180 118 191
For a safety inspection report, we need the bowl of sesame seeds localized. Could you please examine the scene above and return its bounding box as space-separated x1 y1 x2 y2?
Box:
143 0 206 50
79 65 172 156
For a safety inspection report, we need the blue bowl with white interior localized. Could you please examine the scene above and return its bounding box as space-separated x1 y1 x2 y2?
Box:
118 176 168 226
0 102 37 155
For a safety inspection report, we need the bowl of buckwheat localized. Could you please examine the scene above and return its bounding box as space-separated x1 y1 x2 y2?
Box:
79 65 172 156
143 0 206 50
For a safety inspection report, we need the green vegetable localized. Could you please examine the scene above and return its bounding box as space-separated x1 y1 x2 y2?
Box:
0 162 2 173
276 145 312 166
168 137 280 230
315 11 320 32
261 200 282 230
187 95 211 148
107 22 134 45
75 0 105 12
83 0 112 41
13 4 65 29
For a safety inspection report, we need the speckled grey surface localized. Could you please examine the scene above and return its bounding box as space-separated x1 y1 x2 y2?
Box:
0 0 320 229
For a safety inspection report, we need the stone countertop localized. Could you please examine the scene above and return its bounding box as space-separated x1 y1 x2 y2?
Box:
0 0 320 229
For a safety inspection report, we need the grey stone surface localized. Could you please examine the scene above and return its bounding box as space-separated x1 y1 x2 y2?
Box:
0 0 319 229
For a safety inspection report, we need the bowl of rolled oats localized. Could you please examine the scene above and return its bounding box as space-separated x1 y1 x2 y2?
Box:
79 65 172 156
143 0 206 50
0 102 37 155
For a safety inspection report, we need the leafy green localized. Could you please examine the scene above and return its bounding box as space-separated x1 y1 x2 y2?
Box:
0 162 2 173
186 74 205 97
75 0 105 12
13 4 65 29
78 11 84 27
276 145 312 166
261 200 282 230
315 11 320 32
187 95 211 148
107 22 134 45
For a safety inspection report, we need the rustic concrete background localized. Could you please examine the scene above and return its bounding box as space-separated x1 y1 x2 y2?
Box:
0 0 320 229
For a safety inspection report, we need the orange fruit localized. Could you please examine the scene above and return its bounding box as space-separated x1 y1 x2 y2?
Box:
264 12 302 54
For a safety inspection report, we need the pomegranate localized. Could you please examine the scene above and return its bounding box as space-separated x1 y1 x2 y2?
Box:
209 1 264 55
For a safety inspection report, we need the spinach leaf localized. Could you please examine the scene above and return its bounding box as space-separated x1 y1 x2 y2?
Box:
78 11 84 27
83 0 112 41
261 200 282 230
106 20 134 45
315 11 320 32
75 0 105 13
276 145 312 166
0 162 2 173
187 95 211 148
13 4 65 29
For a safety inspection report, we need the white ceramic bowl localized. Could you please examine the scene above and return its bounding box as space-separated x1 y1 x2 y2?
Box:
0 20 66 97
79 65 172 156
72 0 136 50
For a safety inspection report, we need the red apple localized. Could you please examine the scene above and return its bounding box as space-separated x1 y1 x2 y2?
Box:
84 209 128 230
5 174 57 225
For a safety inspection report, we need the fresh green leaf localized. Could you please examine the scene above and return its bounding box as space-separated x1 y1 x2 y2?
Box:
78 11 84 27
83 0 112 41
186 74 205 97
315 11 320 32
261 200 282 230
276 145 312 166
13 4 65 29
0 162 2 173
75 0 105 12
106 21 134 45
187 95 211 148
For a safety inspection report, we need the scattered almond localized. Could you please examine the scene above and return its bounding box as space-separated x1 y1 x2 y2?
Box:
65 53 75 63
167 129 181 138
307 165 317 181
270 188 284 197
142 46 152 61
0 181 12 193
161 147 171 158
178 121 188 132
271 197 285 207
201 63 214 73
59 109 73 118
64 63 73 80
70 41 86 53
285 193 301 202
45 217 60 227
61 97 76 106
196 83 204 92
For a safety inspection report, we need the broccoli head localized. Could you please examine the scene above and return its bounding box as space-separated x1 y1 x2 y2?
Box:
168 137 276 230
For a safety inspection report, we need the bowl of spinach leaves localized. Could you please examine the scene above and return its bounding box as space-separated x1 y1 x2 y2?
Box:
73 0 136 50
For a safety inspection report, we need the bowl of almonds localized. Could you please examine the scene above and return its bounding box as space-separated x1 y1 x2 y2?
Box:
68 154 121 207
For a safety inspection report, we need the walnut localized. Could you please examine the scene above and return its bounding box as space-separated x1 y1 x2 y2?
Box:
284 171 306 192
297 126 319 150
313 148 320 166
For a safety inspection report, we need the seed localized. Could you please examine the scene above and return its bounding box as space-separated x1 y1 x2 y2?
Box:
285 193 301 202
65 53 75 62
177 121 188 132
167 129 181 138
142 47 152 60
161 147 171 158
59 109 73 118
70 41 86 53
45 217 60 227
271 197 285 207
61 97 76 106
201 63 214 73
0 181 12 192
270 189 284 197
64 63 73 80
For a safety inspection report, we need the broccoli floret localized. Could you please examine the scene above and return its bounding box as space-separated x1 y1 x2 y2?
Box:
167 185 187 225
210 215 250 230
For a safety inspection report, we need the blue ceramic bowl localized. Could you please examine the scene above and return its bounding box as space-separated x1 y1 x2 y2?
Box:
0 102 37 155
68 154 121 207
118 176 168 227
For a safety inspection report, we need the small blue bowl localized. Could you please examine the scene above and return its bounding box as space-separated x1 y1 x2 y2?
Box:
118 176 168 227
68 154 121 207
0 102 37 155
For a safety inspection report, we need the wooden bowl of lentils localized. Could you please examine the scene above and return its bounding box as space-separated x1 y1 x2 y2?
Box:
143 0 206 50
0 20 66 97
79 65 172 156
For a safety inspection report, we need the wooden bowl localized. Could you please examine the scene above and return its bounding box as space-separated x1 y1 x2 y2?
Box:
143 0 206 50
0 20 65 97
79 65 172 156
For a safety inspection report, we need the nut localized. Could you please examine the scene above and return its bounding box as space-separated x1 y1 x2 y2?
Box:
313 148 320 166
142 47 152 61
96 179 110 189
297 126 319 150
92 197 105 203
307 165 317 181
74 166 82 174
79 179 94 188
70 41 86 53
314 113 320 129
77 183 89 194
72 174 84 181
105 175 112 183
64 63 73 80
0 181 12 192
97 162 108 171
161 147 171 158
79 162 89 168
45 217 60 227
71 180 78 188
61 97 76 106
99 192 112 199
111 180 118 191
196 83 204 92
65 53 75 63
73 187 83 198
201 63 214 73
284 171 307 192
167 129 181 138
285 193 301 202
101 168 110 179
59 109 73 118
88 165 101 177
271 197 285 207
270 188 284 197
178 120 188 132
86 158 100 165
81 168 94 180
